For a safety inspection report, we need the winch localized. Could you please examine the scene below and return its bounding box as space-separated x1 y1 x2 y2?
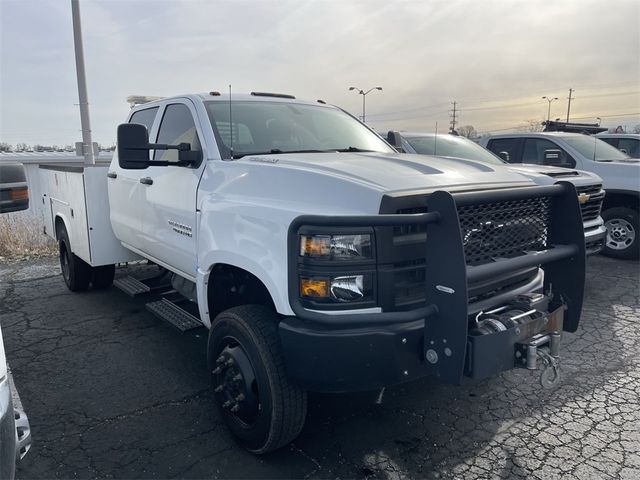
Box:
466 293 563 387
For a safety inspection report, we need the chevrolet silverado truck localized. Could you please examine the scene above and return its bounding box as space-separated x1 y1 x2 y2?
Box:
19 92 586 453
480 132 640 259
386 131 606 255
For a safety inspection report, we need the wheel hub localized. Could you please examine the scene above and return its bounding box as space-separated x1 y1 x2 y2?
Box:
605 218 635 250
212 343 259 423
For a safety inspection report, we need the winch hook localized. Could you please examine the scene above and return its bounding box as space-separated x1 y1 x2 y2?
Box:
537 349 560 388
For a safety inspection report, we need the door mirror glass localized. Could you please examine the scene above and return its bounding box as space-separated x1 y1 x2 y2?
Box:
117 123 151 169
498 151 510 161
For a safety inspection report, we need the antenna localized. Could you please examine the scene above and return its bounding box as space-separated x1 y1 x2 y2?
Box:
228 84 234 159
434 121 438 156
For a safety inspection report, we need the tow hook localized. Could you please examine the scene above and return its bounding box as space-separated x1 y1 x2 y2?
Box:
537 349 560 388
516 331 562 388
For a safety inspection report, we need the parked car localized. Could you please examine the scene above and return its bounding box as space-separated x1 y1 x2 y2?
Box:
595 133 640 158
0 326 32 479
0 163 29 213
387 131 606 255
18 92 587 453
480 133 640 259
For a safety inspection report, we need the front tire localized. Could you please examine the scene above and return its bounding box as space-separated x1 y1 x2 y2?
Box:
58 227 92 292
207 305 307 454
602 207 639 260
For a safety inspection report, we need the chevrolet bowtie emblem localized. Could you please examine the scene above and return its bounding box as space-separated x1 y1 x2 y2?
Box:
577 193 590 204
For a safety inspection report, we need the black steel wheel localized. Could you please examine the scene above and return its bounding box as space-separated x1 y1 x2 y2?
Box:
208 305 307 454
58 227 91 292
91 264 115 289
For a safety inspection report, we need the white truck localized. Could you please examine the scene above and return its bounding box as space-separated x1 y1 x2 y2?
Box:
18 92 587 453
386 131 607 255
480 133 640 259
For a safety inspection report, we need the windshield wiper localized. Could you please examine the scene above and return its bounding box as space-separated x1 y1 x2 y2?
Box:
334 146 375 153
232 149 328 159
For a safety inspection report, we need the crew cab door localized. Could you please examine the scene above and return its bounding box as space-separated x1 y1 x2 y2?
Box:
138 101 205 279
108 106 160 249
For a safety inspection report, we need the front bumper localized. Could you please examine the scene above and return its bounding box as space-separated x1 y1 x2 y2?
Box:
283 183 586 392
584 219 607 255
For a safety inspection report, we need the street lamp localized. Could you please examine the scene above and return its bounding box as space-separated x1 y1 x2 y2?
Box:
349 86 383 123
542 96 559 122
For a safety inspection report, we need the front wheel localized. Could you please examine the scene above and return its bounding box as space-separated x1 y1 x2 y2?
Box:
207 305 307 454
602 207 639 260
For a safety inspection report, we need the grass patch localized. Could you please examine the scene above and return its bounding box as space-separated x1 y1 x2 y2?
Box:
0 211 56 258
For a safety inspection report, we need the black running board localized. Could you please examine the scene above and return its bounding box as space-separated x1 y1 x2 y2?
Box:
114 270 172 298
145 293 203 332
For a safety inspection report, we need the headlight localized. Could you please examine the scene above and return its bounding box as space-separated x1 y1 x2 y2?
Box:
300 274 373 303
299 234 372 260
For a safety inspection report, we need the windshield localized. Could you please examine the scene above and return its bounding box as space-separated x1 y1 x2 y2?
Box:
404 134 505 165
205 101 394 158
563 135 631 162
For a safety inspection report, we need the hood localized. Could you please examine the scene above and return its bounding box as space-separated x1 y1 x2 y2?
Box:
206 151 537 216
507 164 603 187
585 159 640 191
239 151 533 194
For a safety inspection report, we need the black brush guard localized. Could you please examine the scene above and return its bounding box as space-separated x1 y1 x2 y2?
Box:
285 182 585 385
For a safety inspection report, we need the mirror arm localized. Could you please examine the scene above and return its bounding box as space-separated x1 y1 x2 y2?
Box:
148 142 191 151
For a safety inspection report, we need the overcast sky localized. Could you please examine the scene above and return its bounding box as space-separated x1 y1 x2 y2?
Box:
1 0 639 146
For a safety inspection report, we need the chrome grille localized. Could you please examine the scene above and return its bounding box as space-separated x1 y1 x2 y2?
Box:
576 184 604 222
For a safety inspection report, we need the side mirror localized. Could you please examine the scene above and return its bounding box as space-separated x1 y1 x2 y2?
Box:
543 149 564 166
619 148 629 155
117 123 202 169
386 131 405 152
117 123 151 169
498 151 510 162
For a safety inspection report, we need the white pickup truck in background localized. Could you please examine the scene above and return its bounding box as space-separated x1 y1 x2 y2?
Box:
479 132 640 259
386 131 607 255
13 92 588 453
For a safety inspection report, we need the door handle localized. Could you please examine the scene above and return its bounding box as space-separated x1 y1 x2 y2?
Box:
107 171 117 179
140 177 154 185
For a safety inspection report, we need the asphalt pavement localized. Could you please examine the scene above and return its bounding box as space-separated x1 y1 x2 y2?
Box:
1 255 638 479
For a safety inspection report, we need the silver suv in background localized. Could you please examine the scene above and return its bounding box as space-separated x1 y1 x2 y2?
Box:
595 133 640 158
387 131 607 255
480 132 640 259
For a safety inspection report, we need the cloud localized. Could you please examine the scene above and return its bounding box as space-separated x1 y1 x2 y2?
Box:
1 0 638 145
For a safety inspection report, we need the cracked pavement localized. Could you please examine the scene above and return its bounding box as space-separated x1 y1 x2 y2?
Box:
0 255 638 479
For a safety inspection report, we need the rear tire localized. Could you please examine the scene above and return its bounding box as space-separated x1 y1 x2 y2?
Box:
602 207 639 260
92 264 115 289
58 227 92 292
207 305 307 454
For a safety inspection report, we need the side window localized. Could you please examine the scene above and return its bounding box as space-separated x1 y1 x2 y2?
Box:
487 138 519 163
129 107 158 132
617 138 639 157
522 138 575 168
154 104 201 162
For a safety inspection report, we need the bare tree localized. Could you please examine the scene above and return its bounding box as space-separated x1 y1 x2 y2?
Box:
457 125 478 139
0 142 11 152
517 119 545 133
632 124 640 134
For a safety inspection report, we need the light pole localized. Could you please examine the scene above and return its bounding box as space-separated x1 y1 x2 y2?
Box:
349 86 382 123
542 96 559 122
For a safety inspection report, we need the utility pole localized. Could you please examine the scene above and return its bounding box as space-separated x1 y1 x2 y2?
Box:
449 101 458 133
566 88 574 123
71 0 95 166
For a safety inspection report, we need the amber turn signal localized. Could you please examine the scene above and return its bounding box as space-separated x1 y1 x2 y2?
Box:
300 277 329 298
10 188 28 201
